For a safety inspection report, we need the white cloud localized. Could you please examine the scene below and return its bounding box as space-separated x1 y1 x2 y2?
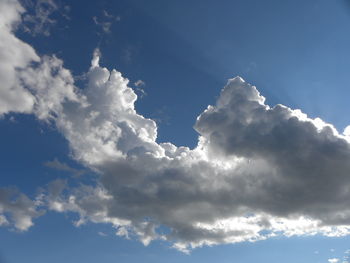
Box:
0 215 9 226
0 0 38 115
344 126 350 137
134 80 145 87
0 187 44 231
328 258 339 263
98 231 107 237
3 0 350 253
21 0 65 36
0 0 80 118
93 9 120 34
42 58 350 251
134 80 147 98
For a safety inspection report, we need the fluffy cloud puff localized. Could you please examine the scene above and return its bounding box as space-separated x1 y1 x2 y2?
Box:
2 0 350 253
195 77 350 224
0 187 44 231
0 0 38 115
43 54 350 252
0 0 79 118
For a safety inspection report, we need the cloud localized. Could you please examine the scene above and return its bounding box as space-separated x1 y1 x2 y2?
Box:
0 0 38 115
44 158 84 177
194 77 350 225
93 9 120 34
3 0 350 253
98 231 107 237
134 80 147 97
328 258 339 263
21 0 68 36
134 80 145 87
0 0 80 118
0 187 44 231
42 56 350 252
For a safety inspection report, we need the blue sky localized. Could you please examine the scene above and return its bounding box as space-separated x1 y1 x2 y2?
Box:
1 0 350 262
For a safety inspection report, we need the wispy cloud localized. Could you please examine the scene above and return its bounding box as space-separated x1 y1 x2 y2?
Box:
44 158 84 177
93 9 120 34
21 0 69 36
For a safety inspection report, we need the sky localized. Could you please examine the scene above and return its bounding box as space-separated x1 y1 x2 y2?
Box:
1 0 350 262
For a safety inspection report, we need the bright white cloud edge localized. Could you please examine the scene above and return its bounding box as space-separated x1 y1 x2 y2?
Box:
1 0 350 254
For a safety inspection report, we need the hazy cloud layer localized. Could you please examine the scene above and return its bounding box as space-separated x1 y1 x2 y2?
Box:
1 0 350 253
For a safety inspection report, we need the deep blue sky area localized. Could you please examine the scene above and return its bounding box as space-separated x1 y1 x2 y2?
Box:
2 0 350 262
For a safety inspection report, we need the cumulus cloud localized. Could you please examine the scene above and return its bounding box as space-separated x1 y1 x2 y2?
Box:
195 77 350 224
0 187 44 231
0 0 79 118
41 56 350 252
0 0 38 115
328 258 340 263
2 0 350 253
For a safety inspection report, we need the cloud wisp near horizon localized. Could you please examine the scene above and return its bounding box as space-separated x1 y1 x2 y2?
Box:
1 0 350 254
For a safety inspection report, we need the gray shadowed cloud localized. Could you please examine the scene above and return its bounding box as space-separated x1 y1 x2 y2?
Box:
1 0 350 253
0 187 44 231
44 158 85 177
43 56 350 252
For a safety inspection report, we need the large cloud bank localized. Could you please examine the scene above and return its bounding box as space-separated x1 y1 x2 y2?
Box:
1 0 350 253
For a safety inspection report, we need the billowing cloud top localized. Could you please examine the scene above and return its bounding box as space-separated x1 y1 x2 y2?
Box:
1 0 350 253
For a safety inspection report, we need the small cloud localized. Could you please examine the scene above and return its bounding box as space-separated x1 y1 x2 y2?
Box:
98 231 107 237
0 187 44 231
9 116 17 123
103 10 121 21
44 158 84 177
331 249 336 252
116 227 129 239
328 258 339 263
93 16 112 33
134 80 146 98
93 9 120 34
136 88 147 98
134 80 145 87
0 215 9 226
